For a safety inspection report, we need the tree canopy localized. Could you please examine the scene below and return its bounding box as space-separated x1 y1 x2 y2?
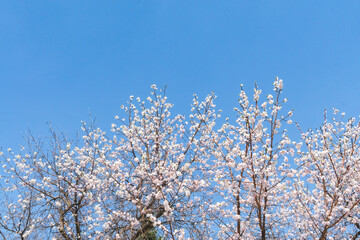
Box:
1 79 359 239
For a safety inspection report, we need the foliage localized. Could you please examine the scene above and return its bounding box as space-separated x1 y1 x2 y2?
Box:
138 227 163 240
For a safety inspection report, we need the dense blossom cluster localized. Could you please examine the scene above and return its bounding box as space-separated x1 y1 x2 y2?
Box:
1 79 360 239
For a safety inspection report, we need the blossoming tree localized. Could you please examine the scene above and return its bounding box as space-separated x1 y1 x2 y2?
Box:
291 110 360 239
209 79 294 240
0 128 94 239
1 80 360 240
78 86 218 239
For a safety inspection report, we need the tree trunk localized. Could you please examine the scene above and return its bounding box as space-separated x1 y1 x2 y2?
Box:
319 227 328 240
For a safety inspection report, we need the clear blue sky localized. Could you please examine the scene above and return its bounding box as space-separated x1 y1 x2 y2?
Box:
1 1 360 149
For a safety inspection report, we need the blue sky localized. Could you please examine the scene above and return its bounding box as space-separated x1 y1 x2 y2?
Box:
1 1 360 149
